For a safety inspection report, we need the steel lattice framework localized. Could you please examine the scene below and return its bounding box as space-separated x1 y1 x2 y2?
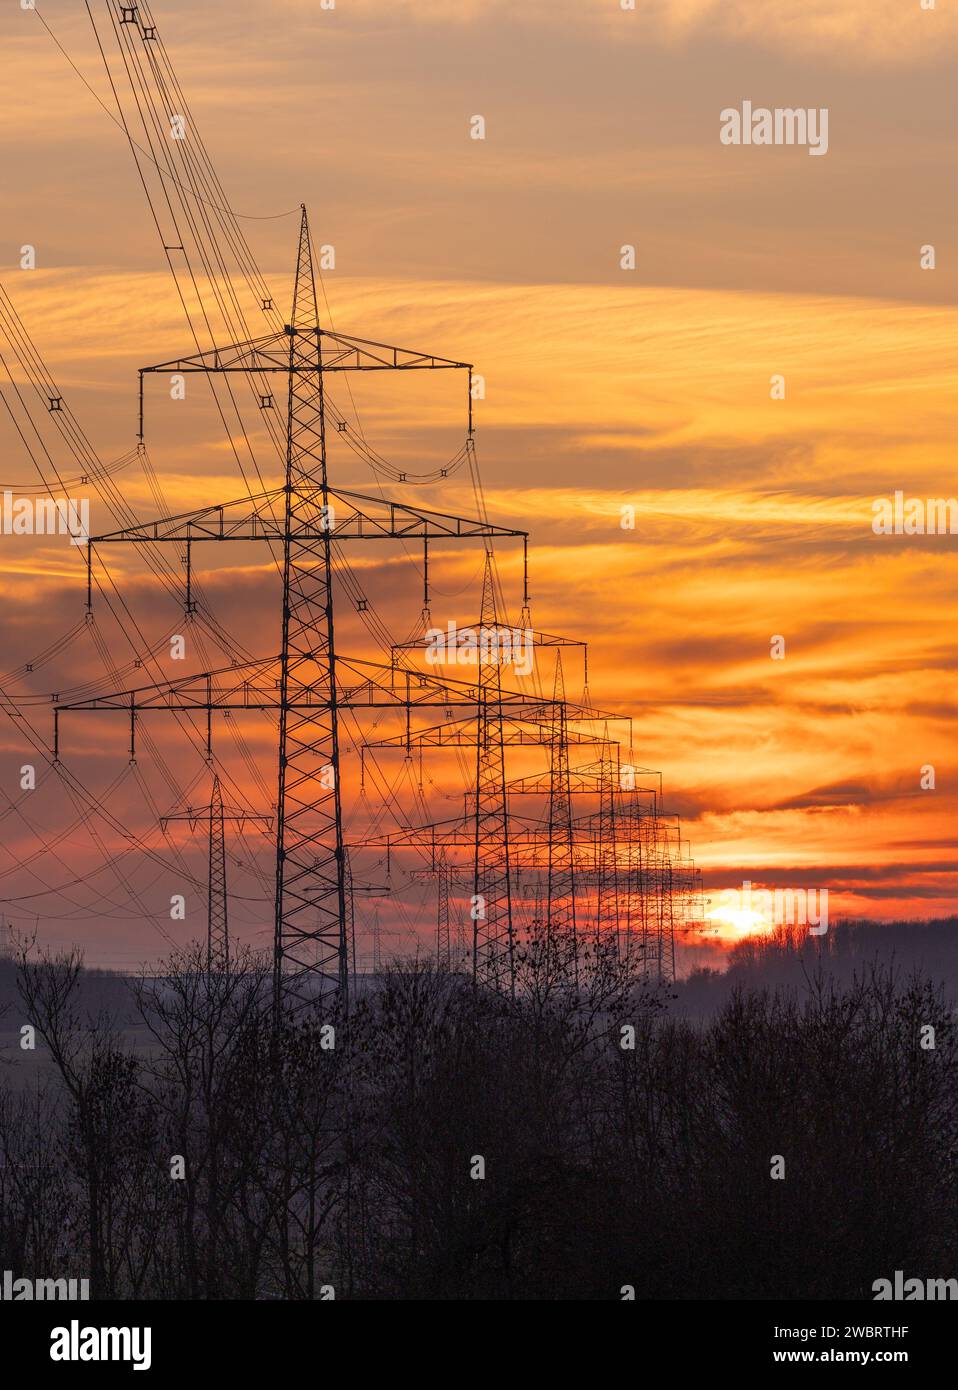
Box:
160 774 272 973
207 775 228 972
546 654 577 951
54 207 529 1012
472 556 515 994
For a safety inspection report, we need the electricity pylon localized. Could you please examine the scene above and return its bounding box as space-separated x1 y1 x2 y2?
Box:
54 206 527 1013
595 729 620 948
362 686 629 979
208 775 228 972
546 653 576 949
472 554 514 994
437 852 451 970
160 773 271 972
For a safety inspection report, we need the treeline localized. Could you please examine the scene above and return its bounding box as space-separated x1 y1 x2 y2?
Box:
0 929 955 1300
675 917 958 1020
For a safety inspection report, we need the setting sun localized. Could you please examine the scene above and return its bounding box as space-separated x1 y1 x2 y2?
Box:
704 905 773 939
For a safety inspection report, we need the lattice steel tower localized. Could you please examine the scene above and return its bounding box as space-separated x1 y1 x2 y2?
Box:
57 207 527 1012
472 554 515 994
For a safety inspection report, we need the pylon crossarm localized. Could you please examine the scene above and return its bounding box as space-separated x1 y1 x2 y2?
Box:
89 488 287 544
55 685 557 719
511 697 628 727
507 769 661 795
327 489 525 540
141 331 291 376
89 488 524 546
393 626 579 655
53 647 559 716
361 827 635 871
314 327 471 371
335 657 554 712
362 717 612 750
52 658 279 714
361 803 543 852
140 327 471 378
50 654 559 767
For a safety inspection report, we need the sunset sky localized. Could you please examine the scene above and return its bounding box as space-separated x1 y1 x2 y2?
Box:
1 0 957 968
